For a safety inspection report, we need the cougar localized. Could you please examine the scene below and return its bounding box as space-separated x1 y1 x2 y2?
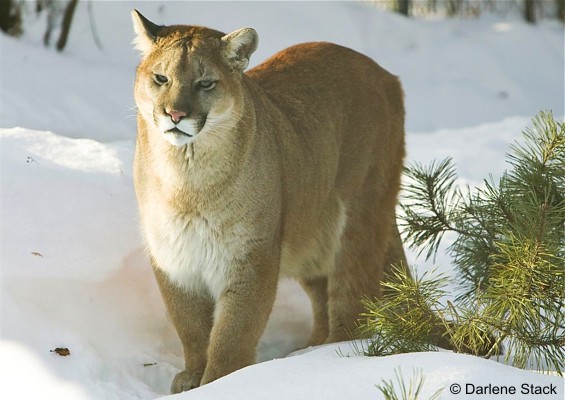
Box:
132 10 413 393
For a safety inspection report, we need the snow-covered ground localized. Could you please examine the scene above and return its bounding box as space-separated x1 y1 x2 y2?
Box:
1 2 563 399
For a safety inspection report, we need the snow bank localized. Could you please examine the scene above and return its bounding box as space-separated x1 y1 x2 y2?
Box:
1 128 137 281
164 343 563 400
0 341 92 400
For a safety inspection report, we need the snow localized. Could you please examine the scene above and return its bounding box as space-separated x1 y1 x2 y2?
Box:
1 2 563 399
160 345 563 400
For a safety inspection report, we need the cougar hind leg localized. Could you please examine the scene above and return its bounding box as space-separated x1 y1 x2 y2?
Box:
325 177 398 343
299 276 329 346
382 223 457 351
382 222 408 286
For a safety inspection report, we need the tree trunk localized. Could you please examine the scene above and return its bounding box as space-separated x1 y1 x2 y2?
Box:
447 0 462 16
0 0 22 36
56 0 79 52
396 0 410 17
557 0 565 22
524 0 536 23
0 0 11 32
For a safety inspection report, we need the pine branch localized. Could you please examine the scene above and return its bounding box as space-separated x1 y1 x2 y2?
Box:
361 112 565 374
376 368 443 400
401 158 468 260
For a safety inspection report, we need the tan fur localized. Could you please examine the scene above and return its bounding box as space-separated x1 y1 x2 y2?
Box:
132 10 408 393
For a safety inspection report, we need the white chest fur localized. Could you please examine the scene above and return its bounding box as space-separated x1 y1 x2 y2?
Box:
142 203 238 300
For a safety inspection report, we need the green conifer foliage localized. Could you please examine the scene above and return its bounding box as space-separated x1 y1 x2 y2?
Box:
359 112 564 373
376 368 443 400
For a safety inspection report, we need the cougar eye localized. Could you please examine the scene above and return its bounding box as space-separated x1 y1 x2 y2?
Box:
153 74 168 85
198 80 216 91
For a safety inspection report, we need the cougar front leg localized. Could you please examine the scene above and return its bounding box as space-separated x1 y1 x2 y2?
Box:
201 253 279 385
152 267 214 394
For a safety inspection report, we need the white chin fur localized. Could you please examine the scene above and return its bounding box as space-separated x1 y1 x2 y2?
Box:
160 118 200 147
163 131 193 147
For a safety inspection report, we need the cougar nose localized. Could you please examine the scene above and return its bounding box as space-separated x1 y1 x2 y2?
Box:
166 109 187 124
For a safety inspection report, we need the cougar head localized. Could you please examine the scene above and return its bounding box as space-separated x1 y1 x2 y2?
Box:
131 10 258 147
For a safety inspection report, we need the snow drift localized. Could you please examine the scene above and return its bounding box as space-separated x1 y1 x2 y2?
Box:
1 2 563 399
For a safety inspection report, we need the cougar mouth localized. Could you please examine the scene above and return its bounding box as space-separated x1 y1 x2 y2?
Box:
165 127 193 137
159 115 209 146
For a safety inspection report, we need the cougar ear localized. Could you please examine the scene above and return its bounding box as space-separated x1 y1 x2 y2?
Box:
221 28 259 71
131 9 161 56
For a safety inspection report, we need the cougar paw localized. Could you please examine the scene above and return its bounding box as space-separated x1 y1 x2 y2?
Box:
171 370 201 394
307 330 328 347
